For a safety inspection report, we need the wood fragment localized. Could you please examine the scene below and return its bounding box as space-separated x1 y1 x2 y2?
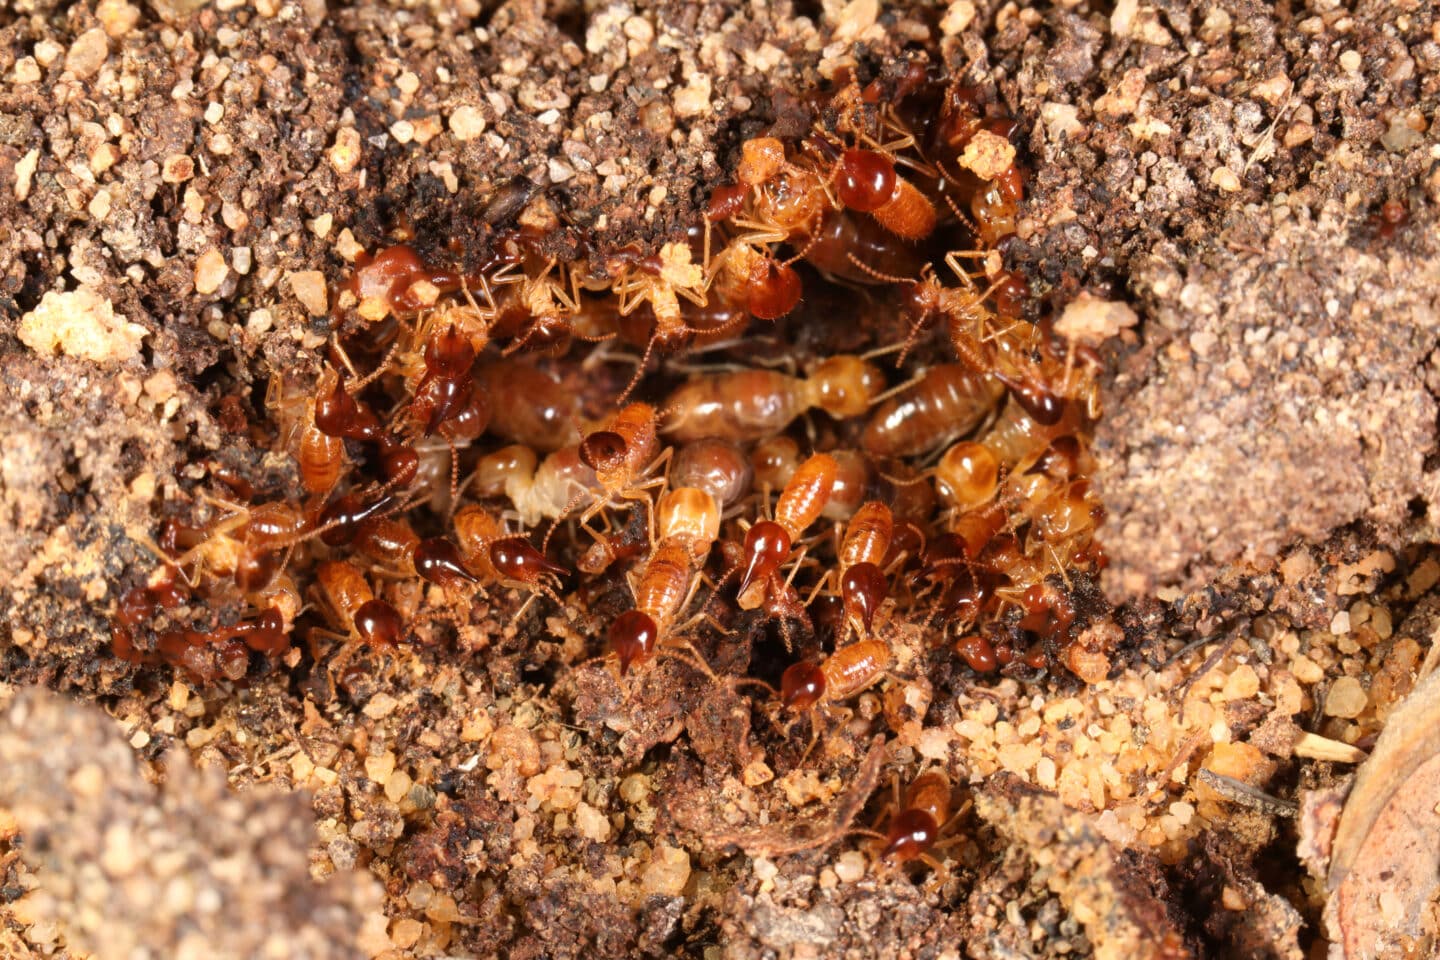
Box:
1292 731 1367 764
709 735 886 857
1195 770 1298 817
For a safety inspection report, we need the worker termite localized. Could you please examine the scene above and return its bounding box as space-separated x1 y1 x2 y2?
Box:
575 402 668 525
852 771 966 888
835 501 894 636
607 486 721 677
860 363 1005 459
736 451 838 610
660 355 885 444
312 559 408 673
774 637 895 762
828 146 938 241
452 503 569 611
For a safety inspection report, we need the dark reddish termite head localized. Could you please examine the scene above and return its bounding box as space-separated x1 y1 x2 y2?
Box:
746 259 802 320
737 519 792 596
835 150 897 213
234 550 279 593
414 537 479 590
954 634 998 673
378 435 420 487
314 374 381 442
611 609 659 676
354 599 405 647
780 661 825 711
489 537 568 583
995 372 1064 427
423 324 476 378
706 183 749 222
991 271 1028 320
439 389 492 442
881 807 939 863
841 561 887 634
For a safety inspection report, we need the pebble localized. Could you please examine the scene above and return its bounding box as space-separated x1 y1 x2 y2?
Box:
288 270 329 315
14 148 38 201
1324 677 1367 719
18 287 147 364
640 845 690 897
833 850 866 883
573 800 611 842
194 249 229 295
64 28 110 79
448 104 486 141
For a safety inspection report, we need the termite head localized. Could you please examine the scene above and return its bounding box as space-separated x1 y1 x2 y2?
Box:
780 660 825 711
737 519 792 597
378 435 420 487
747 258 802 320
835 149 897 213
424 323 475 378
313 372 379 442
881 808 939 863
489 536 567 583
954 633 998 672
234 549 280 593
354 598 405 646
841 561 886 633
707 183 749 222
579 430 628 473
995 372 1064 426
611 609 659 676
414 537 480 590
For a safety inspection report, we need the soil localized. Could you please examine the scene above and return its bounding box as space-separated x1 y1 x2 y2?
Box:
2 1 1439 958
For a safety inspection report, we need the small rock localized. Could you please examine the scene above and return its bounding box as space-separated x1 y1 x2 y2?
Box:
573 801 610 842
389 917 423 950
672 75 711 118
64 28 110 80
288 270 329 316
13 57 41 84
640 845 691 897
1210 166 1241 192
1324 677 1367 719
96 0 142 37
448 104 487 141
834 850 867 882
958 130 1017 180
328 127 362 174
355 912 391 958
162 154 195 184
18 287 147 364
1054 293 1138 345
940 0 976 35
194 248 229 295
14 148 39 201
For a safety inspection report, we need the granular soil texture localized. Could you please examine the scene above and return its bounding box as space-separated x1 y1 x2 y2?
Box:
2 1 1439 958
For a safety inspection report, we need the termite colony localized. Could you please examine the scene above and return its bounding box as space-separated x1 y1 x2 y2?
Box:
111 61 1110 877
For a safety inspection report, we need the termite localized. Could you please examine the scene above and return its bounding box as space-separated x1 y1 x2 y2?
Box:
660 355 884 444
735 452 838 610
313 559 408 673
608 486 721 677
